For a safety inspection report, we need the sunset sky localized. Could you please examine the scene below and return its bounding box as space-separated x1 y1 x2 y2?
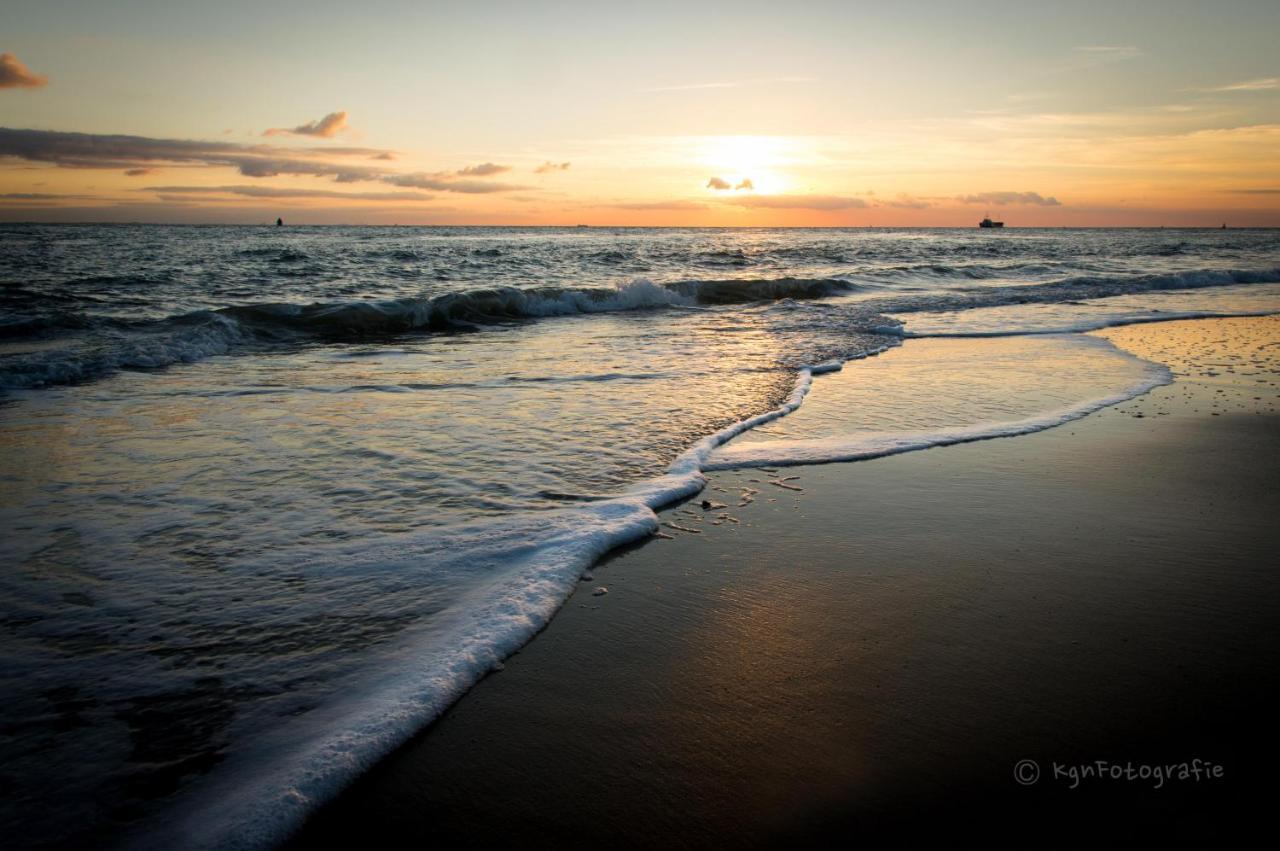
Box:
2 0 1278 226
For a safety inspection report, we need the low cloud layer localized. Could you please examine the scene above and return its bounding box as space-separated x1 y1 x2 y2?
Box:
0 53 48 89
878 195 931 209
955 191 1061 206
147 185 435 202
384 173 526 193
265 111 349 138
0 127 380 180
0 128 526 194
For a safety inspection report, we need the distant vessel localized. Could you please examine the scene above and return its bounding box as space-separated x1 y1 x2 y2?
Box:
979 215 1004 229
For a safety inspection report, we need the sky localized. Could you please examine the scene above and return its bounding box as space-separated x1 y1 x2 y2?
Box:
2 0 1278 226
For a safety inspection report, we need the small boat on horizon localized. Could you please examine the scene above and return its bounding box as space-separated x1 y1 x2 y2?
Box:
979 215 1004 228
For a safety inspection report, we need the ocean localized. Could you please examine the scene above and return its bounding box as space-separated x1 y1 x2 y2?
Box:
1 225 1278 848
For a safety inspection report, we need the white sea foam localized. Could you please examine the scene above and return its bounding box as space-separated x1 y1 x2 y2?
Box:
135 341 891 851
126 327 1175 849
7 226 1277 850
146 331 1170 850
705 364 1171 470
889 282 1280 339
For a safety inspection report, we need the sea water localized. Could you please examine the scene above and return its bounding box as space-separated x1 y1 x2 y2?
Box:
1 225 1277 848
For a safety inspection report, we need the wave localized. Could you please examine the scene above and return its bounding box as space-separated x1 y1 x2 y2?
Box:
0 278 857 391
134 329 1171 850
3 266 1276 392
893 308 1280 339
705 358 1172 470
126 347 879 851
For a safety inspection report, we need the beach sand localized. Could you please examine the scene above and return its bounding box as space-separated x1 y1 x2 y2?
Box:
290 317 1280 848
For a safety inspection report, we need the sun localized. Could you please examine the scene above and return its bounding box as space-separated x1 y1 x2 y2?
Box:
699 135 791 195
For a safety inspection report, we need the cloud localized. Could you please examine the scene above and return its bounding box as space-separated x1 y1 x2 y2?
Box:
145 184 435 202
234 157 382 182
1224 188 1280 194
264 111 349 138
734 178 754 191
455 162 511 177
724 194 869 210
955 191 1061 206
0 127 383 179
600 200 708 211
0 53 48 89
1 192 95 200
1200 77 1279 93
535 161 571 173
878 195 932 209
124 167 156 177
643 82 738 93
0 128 529 195
642 76 818 93
382 173 526 193
300 146 396 158
1071 45 1143 67
706 176 732 190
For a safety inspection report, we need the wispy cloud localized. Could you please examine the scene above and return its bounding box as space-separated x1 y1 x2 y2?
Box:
456 162 510 177
706 176 732 190
877 194 932 209
0 128 524 193
535 161 570 173
0 127 383 180
1 192 95 200
1071 45 1143 67
382 173 527 193
0 52 48 89
641 76 818 93
955 191 1061 206
1195 77 1279 93
264 111 349 138
724 194 869 210
1224 188 1280 194
145 184 436 202
599 199 708 211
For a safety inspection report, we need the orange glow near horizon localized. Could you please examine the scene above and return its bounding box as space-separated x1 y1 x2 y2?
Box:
2 3 1278 226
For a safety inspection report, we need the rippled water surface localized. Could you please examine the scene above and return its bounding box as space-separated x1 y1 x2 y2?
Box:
1 225 1277 848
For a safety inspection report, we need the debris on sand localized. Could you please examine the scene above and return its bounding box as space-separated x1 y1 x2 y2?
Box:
700 499 727 510
662 521 702 534
592 586 609 596
769 479 803 492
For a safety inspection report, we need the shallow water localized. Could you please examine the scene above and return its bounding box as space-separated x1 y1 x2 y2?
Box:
1 226 1277 848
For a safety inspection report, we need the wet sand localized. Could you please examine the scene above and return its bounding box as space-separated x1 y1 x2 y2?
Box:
290 317 1280 848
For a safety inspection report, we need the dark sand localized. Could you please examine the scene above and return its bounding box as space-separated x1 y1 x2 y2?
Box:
291 317 1280 848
